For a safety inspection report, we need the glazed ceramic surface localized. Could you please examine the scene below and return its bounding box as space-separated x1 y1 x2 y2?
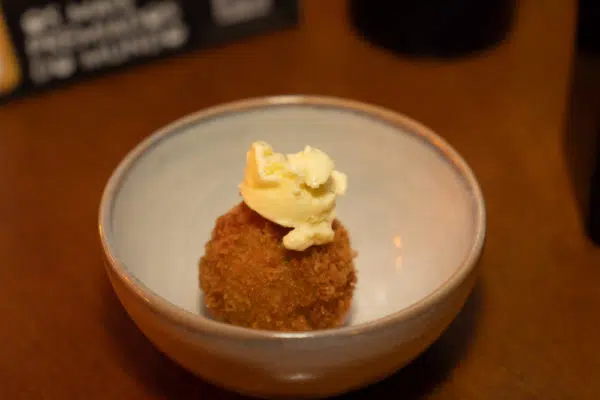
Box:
99 95 485 398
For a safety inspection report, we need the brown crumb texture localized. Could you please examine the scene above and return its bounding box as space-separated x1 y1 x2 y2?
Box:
199 202 357 332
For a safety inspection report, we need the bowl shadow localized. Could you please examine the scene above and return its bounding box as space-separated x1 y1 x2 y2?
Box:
102 276 482 399
337 279 483 399
101 277 244 399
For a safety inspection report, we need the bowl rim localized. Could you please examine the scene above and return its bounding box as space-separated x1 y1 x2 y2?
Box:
99 94 486 341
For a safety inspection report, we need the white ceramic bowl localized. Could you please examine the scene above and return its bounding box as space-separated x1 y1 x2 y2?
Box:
99 95 486 399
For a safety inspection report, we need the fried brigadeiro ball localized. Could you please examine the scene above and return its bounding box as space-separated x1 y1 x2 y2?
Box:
199 202 357 332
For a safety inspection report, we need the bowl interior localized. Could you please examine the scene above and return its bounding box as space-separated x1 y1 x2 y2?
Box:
107 101 481 326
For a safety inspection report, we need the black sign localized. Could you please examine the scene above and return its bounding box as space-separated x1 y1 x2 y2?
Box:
0 0 298 102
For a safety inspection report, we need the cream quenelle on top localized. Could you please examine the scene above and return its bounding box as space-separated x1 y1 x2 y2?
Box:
239 141 348 251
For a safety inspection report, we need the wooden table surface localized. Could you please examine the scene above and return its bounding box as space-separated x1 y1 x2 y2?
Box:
2 0 599 399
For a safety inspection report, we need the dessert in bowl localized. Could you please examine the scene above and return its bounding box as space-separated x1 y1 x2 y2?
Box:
200 141 357 331
99 95 486 398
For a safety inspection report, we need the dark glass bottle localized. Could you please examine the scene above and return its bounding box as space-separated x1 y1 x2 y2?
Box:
578 0 600 54
349 0 516 58
590 149 600 244
567 0 600 245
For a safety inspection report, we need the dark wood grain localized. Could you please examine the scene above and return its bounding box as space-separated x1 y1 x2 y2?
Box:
2 0 599 399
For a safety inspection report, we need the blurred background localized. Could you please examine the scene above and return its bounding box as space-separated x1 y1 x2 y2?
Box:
1 0 597 244
1 0 600 399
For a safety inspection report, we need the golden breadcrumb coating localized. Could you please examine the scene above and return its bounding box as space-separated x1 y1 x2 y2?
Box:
199 202 357 332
